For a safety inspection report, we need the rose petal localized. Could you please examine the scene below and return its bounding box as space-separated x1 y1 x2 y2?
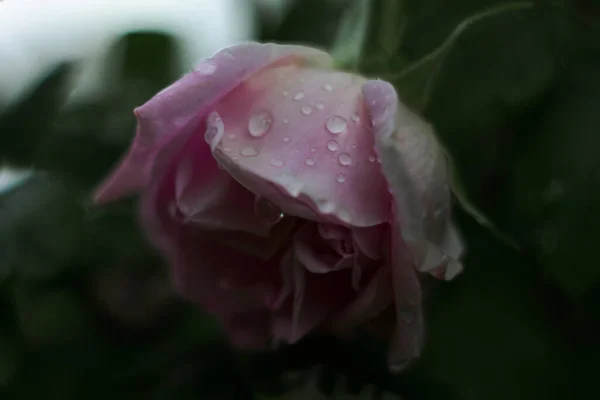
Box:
211 64 391 227
173 131 274 237
331 266 394 332
139 144 283 322
272 250 355 343
363 79 465 279
94 42 334 203
363 80 427 371
294 224 353 274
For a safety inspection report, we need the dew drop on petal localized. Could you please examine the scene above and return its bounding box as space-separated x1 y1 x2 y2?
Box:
305 158 315 166
326 116 347 134
223 146 232 153
351 113 360 123
227 133 237 140
194 61 217 75
283 136 290 143
310 148 317 153
315 101 324 110
326 140 339 152
254 196 284 224
204 112 224 148
301 105 313 115
269 158 285 167
240 146 259 157
248 111 273 138
282 90 289 97
293 91 305 101
368 155 376 162
336 174 346 183
322 83 333 92
338 153 353 166
283 119 289 124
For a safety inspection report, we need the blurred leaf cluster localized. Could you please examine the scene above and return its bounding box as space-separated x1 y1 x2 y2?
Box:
2 0 600 398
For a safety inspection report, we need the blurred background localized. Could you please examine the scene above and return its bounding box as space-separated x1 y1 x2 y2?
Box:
1 0 600 398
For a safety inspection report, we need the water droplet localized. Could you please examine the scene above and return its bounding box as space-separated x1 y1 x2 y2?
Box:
336 174 346 183
283 119 289 124
338 153 353 166
223 146 232 153
326 140 339 152
269 159 285 167
283 136 290 143
282 90 289 97
352 144 356 149
222 50 235 59
227 133 237 140
194 61 217 75
204 112 224 146
351 113 360 123
254 196 284 224
310 148 316 153
326 115 347 134
204 126 218 143
240 146 259 157
322 83 333 92
368 155 376 162
305 158 315 166
315 101 324 110
248 111 272 137
293 91 305 101
301 105 313 115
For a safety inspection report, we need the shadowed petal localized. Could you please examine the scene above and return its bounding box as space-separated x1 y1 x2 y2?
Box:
363 80 428 371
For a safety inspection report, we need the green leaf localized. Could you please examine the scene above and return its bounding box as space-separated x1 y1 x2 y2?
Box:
416 213 572 400
0 175 86 280
0 64 73 165
503 57 600 294
258 0 348 48
393 1 535 112
14 286 90 346
330 0 373 69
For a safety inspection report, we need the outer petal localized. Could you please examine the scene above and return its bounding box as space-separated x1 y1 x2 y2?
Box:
363 80 428 371
210 65 391 228
363 80 465 280
94 42 334 203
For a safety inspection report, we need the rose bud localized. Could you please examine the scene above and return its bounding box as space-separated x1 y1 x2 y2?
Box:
94 42 464 371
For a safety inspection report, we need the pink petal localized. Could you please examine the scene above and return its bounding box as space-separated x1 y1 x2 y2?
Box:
210 65 391 228
331 266 394 332
94 42 334 204
363 80 428 371
294 223 353 274
173 131 274 237
138 145 284 323
363 79 465 280
271 250 356 343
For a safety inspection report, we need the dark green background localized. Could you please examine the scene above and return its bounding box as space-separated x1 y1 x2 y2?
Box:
1 0 598 398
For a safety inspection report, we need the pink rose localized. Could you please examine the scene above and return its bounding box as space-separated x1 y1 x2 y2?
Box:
94 42 464 370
